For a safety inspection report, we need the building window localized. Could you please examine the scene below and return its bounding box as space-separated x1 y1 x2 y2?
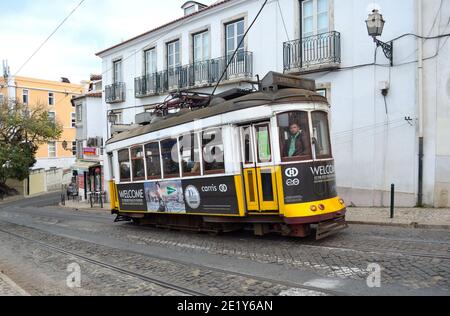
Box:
145 142 162 180
145 48 157 75
71 113 76 127
225 19 245 61
113 60 122 84
316 89 327 98
110 111 123 125
193 31 209 62
118 149 131 182
167 40 180 69
76 104 82 122
202 128 225 175
0 94 4 104
72 141 77 156
302 0 329 37
48 141 56 158
131 146 145 181
22 89 29 105
48 112 56 125
184 5 196 15
48 92 54 106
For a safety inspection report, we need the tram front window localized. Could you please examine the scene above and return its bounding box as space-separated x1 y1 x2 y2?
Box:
161 138 180 178
203 128 225 174
118 149 131 182
278 111 312 162
312 111 332 159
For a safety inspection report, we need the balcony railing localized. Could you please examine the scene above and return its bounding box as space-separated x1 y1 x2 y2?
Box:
283 31 341 73
105 82 126 103
135 51 253 97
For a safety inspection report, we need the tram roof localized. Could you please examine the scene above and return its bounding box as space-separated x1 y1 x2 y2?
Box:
106 88 328 145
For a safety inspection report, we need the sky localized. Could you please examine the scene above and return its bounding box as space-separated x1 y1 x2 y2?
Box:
0 0 217 83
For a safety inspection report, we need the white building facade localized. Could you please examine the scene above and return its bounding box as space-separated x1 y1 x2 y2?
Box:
97 0 450 208
71 78 106 201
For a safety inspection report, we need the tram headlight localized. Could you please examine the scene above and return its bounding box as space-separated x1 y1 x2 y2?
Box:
310 205 318 212
339 199 345 206
319 204 325 211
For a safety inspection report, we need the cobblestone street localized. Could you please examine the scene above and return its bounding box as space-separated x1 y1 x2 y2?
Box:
0 193 449 296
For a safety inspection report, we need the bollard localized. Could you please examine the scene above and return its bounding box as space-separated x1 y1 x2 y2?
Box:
390 184 395 219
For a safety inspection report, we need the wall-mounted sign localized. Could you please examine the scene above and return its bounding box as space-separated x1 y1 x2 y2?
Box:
83 147 97 156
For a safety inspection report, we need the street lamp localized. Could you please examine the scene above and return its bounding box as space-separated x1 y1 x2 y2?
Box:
366 9 393 66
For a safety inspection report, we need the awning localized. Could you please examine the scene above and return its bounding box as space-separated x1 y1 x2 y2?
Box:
71 161 100 172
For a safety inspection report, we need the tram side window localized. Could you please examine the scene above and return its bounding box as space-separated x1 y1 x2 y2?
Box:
145 142 161 179
131 146 145 181
180 133 201 177
202 128 225 174
278 111 312 162
161 138 180 178
242 126 254 165
118 149 131 182
312 111 332 159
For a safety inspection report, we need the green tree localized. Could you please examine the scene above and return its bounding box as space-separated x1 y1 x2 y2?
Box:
0 100 63 187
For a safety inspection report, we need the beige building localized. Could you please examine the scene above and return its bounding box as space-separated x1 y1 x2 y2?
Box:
0 75 84 170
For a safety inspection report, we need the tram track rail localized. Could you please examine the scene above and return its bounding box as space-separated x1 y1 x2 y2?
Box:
0 227 208 296
0 221 351 297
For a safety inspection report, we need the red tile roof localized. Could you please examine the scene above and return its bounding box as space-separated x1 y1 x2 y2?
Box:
96 0 231 57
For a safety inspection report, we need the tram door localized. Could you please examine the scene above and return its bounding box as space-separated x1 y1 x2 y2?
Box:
240 123 279 212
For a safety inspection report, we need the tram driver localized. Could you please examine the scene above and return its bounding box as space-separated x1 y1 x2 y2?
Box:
282 122 309 158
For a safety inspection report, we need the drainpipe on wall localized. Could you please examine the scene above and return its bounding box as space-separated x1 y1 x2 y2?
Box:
417 0 424 207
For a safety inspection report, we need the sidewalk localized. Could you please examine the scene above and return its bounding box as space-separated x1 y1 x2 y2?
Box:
346 207 450 229
0 272 30 296
61 199 108 212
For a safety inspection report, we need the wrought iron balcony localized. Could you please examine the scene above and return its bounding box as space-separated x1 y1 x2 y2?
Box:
283 31 341 73
105 82 126 103
135 51 253 97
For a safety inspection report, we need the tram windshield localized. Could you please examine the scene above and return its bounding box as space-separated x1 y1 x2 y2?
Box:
312 111 332 159
278 111 312 162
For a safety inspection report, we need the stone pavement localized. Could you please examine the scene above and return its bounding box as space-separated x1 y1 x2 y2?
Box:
346 207 450 229
62 199 108 212
0 272 29 296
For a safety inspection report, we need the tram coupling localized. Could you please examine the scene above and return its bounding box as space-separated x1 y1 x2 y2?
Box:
316 215 348 240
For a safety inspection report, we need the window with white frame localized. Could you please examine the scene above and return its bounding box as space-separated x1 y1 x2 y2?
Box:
145 48 157 75
225 20 245 61
302 0 329 37
72 141 77 156
48 112 56 125
76 104 82 122
193 31 209 62
71 112 76 127
22 89 29 105
167 40 181 69
48 92 54 105
113 60 122 83
48 141 56 158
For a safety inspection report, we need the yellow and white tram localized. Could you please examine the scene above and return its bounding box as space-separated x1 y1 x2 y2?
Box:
107 72 348 239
